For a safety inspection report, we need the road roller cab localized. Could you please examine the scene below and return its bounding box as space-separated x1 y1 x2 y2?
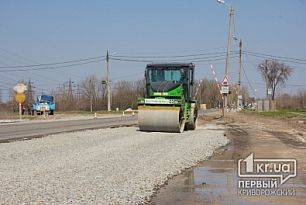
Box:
138 63 198 133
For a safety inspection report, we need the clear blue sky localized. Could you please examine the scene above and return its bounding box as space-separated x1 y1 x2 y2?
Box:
0 0 306 101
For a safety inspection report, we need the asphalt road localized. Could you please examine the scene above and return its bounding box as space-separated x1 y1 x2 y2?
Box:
0 116 137 143
0 109 218 143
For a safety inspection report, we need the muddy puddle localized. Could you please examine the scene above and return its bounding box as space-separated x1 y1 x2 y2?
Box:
151 142 243 204
183 159 238 202
151 117 306 205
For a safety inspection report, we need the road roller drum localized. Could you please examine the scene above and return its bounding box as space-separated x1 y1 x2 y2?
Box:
137 63 198 133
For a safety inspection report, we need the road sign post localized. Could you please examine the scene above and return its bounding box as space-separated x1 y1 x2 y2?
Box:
221 76 229 117
221 86 229 94
14 83 27 120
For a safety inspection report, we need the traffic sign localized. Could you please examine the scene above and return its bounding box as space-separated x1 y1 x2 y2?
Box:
14 83 27 94
15 93 26 103
221 86 229 94
221 76 229 86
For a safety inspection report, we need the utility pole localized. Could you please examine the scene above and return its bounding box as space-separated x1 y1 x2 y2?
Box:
76 83 81 110
68 78 73 99
26 80 34 115
237 39 242 108
224 7 234 110
216 0 235 116
65 78 74 111
89 79 93 113
106 50 111 111
265 59 268 99
68 78 73 108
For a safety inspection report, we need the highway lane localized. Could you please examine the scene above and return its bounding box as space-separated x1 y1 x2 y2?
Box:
0 116 137 143
0 109 219 143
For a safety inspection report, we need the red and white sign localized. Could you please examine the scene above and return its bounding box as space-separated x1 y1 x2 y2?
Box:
221 76 229 86
14 83 27 94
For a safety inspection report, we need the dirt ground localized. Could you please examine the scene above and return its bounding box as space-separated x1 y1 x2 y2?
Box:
151 111 306 205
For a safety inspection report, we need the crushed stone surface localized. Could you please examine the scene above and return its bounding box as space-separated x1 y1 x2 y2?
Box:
0 124 228 204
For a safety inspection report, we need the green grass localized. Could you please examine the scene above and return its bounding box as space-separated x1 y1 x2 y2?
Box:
258 110 296 118
243 109 306 119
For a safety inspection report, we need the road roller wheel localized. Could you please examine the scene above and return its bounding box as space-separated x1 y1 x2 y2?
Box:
186 107 197 130
138 106 186 133
178 110 186 133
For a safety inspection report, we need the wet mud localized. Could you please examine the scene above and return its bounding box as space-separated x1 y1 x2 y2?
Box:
151 113 306 205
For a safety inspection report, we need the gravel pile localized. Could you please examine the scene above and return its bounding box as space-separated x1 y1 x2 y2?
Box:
0 124 228 204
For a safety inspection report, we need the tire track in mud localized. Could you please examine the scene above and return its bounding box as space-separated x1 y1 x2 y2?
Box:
152 114 306 205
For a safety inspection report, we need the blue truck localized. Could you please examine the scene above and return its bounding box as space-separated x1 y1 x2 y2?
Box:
32 95 56 115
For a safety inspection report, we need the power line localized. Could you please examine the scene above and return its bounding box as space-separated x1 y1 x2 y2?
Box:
244 51 306 65
112 51 229 59
244 50 306 62
110 54 239 63
241 80 306 88
0 56 105 69
241 63 257 98
111 71 144 80
0 47 85 84
0 58 105 72
0 49 305 75
109 57 152 63
0 50 238 70
192 55 238 62
114 47 226 56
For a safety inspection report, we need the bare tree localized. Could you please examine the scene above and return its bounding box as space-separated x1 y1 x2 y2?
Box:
277 89 306 110
134 79 146 98
199 79 223 109
81 75 100 112
53 79 78 111
258 60 293 100
112 81 138 110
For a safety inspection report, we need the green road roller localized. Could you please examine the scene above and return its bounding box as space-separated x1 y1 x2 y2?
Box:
138 63 198 133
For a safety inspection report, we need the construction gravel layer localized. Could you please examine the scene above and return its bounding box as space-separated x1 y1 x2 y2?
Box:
0 124 228 204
